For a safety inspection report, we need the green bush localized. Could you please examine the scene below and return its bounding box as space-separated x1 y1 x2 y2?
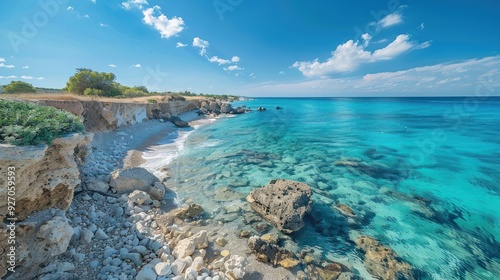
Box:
147 99 157 103
0 100 84 146
84 88 105 96
3 81 36 94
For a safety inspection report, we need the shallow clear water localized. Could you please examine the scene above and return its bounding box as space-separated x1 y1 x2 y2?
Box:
156 98 500 279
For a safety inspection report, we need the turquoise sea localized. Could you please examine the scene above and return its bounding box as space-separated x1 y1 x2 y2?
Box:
154 97 500 279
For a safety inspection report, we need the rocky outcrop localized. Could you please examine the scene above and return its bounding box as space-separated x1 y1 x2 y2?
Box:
356 236 413 280
247 236 298 268
0 132 92 279
247 179 313 233
109 167 160 193
170 115 189 127
0 133 92 220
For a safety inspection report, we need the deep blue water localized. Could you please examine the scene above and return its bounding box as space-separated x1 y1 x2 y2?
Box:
161 97 500 279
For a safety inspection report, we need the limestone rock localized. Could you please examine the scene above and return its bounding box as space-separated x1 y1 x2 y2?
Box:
109 167 160 193
171 258 187 275
136 264 157 280
85 178 110 193
0 211 74 280
356 235 413 280
247 236 297 268
247 179 313 233
224 255 248 280
173 231 208 258
154 262 172 276
149 182 166 200
174 204 204 220
0 133 92 221
170 115 189 127
128 190 151 205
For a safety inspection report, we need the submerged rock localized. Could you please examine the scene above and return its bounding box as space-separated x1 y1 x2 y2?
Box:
247 179 313 233
247 236 298 268
356 235 413 280
224 255 248 279
174 204 204 220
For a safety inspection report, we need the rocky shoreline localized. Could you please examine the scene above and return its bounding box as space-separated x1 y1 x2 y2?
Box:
1 99 419 280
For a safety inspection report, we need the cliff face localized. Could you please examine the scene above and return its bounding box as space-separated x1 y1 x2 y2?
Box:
37 99 202 132
0 98 202 279
0 133 92 279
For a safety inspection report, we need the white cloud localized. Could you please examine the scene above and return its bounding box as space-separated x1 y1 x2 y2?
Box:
36 77 45 80
143 6 184 39
109 64 117 67
22 66 29 68
279 71 285 75
248 56 500 96
0 63 15 68
21 75 33 79
372 34 414 60
91 0 96 3
67 6 74 11
100 23 109 27
193 37 209 56
0 57 4 62
378 13 403 28
361 33 371 46
176 42 187 48
419 23 425 30
132 64 141 68
208 56 231 65
224 65 243 71
83 14 90 18
231 56 240 63
122 0 148 10
293 34 429 76
0 76 18 79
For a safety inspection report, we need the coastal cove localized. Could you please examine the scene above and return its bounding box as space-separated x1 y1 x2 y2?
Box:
147 97 500 279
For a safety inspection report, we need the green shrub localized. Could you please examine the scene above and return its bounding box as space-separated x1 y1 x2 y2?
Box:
147 99 157 103
3 81 36 93
122 88 149 97
0 100 84 146
84 88 105 96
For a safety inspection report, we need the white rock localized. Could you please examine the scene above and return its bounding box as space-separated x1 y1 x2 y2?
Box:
224 255 248 279
191 256 204 272
128 190 151 205
86 178 109 193
149 182 166 200
171 259 187 276
154 262 172 276
172 230 208 258
184 267 198 280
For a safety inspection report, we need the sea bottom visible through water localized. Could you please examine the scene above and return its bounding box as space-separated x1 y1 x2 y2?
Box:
142 98 500 279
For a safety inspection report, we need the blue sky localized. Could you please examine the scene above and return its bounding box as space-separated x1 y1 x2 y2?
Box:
0 0 499 96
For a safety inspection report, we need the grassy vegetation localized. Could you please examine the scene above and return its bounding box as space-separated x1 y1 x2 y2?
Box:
0 100 84 146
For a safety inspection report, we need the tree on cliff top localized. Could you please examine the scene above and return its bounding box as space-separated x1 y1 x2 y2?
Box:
66 68 120 96
3 81 36 93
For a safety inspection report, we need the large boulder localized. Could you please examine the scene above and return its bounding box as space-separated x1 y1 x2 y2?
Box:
170 115 189 128
220 103 234 114
247 179 312 233
356 236 413 280
109 167 160 193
